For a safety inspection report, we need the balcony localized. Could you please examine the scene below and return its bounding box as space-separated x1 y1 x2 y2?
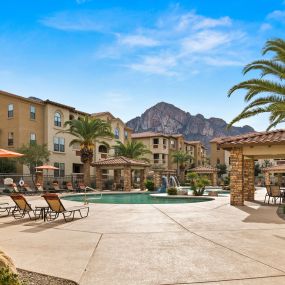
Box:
153 144 159 149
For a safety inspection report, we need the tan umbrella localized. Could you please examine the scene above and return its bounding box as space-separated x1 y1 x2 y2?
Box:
35 165 59 190
0 149 24 158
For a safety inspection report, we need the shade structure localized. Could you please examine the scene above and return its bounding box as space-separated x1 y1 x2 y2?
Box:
0 149 24 158
35 165 59 170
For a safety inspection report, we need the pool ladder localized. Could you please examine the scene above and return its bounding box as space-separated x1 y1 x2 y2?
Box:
84 186 103 205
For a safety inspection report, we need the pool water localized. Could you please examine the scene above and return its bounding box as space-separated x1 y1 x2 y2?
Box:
63 193 213 204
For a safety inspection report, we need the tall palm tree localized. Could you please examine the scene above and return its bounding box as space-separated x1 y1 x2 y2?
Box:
113 140 151 161
228 38 285 130
61 116 114 185
172 150 193 181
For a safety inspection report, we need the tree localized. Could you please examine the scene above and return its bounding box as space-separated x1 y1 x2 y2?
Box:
17 143 50 174
172 150 193 181
216 163 227 178
0 158 17 173
113 140 151 161
228 38 285 130
61 116 114 186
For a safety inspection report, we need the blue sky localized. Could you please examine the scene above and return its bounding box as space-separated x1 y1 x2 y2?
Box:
1 0 285 130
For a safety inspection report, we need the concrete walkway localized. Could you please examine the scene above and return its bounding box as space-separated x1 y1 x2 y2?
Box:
0 188 285 284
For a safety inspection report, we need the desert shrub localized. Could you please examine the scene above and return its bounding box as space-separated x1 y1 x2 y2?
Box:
0 267 25 285
167 187 177 195
144 180 154 191
223 176 230 186
186 172 198 186
191 176 210 196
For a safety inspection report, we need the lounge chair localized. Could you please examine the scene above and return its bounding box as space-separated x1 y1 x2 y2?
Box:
35 183 44 193
42 193 89 222
10 194 44 220
0 203 16 217
22 184 34 195
66 182 74 192
78 183 86 192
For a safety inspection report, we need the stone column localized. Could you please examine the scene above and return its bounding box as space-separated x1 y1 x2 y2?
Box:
95 167 103 190
243 159 255 201
114 169 120 184
140 169 146 191
124 166 132 192
212 172 217 186
153 171 162 190
265 172 270 186
230 148 244 206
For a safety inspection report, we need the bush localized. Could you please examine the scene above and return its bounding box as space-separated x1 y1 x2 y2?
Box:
167 187 177 195
144 180 154 191
191 176 210 196
0 267 25 285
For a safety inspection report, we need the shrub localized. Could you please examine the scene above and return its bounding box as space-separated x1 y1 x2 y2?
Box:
223 176 230 186
167 187 177 195
191 176 210 196
0 267 25 285
144 180 154 191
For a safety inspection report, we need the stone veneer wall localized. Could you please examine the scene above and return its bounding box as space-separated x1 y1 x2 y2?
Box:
230 148 244 206
243 159 255 201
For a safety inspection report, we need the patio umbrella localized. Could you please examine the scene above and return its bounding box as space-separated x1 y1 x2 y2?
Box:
35 165 59 190
0 149 24 158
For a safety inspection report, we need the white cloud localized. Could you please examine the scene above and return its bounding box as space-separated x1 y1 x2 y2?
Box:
267 10 285 23
181 30 232 53
202 57 245 67
128 55 178 76
259 23 272 32
117 34 160 47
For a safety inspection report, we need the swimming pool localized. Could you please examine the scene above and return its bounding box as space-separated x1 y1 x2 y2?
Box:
63 193 214 204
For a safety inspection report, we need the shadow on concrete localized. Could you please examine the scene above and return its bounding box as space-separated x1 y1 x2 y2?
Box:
235 201 285 224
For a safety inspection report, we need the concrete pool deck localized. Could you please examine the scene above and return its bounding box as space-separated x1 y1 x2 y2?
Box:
0 188 285 284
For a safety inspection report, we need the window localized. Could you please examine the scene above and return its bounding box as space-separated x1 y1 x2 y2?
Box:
217 158 220 164
53 137 65 152
114 128 120 139
153 138 159 145
163 139 167 149
124 131 128 139
30 133 36 144
54 163 65 177
99 145 108 153
30 105 36 120
170 140 176 148
162 154 166 163
153 153 159 163
8 104 14 118
8 132 14 146
54 112 62 127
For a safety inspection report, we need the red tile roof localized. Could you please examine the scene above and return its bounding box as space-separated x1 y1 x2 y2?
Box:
92 156 150 167
131 132 169 138
263 164 285 173
214 129 285 148
189 165 218 173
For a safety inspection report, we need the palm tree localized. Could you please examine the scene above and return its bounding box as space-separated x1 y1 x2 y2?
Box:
113 140 151 161
172 150 193 181
228 38 285 130
61 116 114 185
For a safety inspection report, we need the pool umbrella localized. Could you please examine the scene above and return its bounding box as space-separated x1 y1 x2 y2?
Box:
35 165 59 190
0 149 24 158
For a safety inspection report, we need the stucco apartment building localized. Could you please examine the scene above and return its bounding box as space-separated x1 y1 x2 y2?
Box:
131 131 206 172
0 90 131 176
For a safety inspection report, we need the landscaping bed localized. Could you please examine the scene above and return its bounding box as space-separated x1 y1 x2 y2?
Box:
18 269 78 285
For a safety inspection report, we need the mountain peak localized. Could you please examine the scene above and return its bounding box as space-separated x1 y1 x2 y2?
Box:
127 102 255 153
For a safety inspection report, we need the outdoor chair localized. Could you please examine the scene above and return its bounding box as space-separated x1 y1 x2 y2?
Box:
66 182 74 192
22 184 35 195
270 185 282 205
0 203 16 217
78 183 86 192
42 193 89 222
264 185 271 204
50 182 62 193
10 194 43 220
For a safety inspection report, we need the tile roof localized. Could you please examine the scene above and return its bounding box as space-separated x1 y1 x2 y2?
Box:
131 132 169 138
92 156 150 167
189 165 218 173
214 129 285 148
262 164 285 173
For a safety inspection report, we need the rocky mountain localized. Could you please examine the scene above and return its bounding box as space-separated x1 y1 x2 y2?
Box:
126 102 254 152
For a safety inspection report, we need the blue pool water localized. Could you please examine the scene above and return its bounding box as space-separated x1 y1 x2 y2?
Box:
63 193 214 204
